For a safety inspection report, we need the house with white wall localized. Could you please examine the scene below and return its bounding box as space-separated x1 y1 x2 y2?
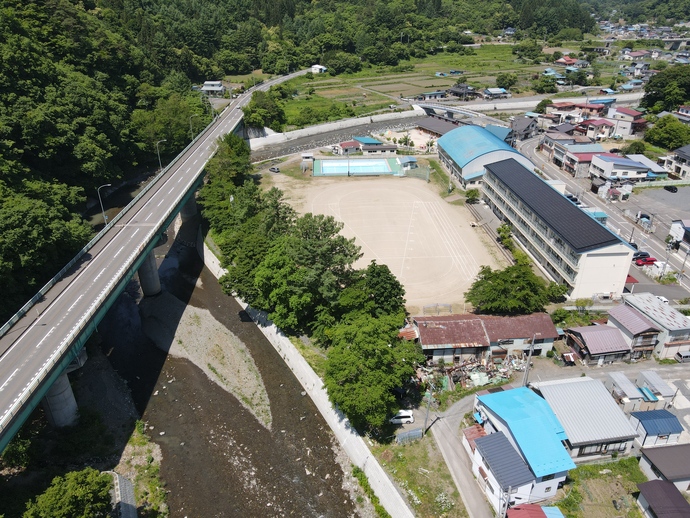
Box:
472 432 535 514
629 410 684 447
622 293 690 359
607 304 660 360
639 444 690 492
589 155 652 183
473 387 576 505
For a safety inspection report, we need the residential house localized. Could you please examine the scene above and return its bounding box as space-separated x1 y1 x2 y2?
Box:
483 88 511 99
639 444 690 492
511 116 539 141
413 313 559 364
636 480 690 517
577 119 616 140
418 90 446 100
531 377 639 459
625 154 667 179
564 152 619 178
629 410 684 447
622 293 690 359
605 372 647 413
542 68 566 80
661 144 690 179
473 432 536 513
607 107 647 135
552 123 576 135
447 83 479 100
555 56 578 66
606 305 659 360
636 370 677 408
565 326 631 364
622 50 650 61
474 387 576 503
589 155 652 183
541 132 600 167
200 80 225 96
437 125 534 188
482 159 633 300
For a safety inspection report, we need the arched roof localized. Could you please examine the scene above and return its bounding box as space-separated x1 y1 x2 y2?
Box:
437 125 521 169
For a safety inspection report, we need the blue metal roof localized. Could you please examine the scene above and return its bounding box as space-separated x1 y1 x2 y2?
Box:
477 387 576 477
398 156 417 164
437 126 521 169
353 136 381 145
631 410 684 436
485 125 511 141
543 507 566 518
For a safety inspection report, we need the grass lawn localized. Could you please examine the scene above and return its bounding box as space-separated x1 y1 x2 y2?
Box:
555 457 647 518
371 436 467 518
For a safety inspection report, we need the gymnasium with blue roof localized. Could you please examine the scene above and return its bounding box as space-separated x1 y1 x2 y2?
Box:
474 387 576 484
437 125 535 189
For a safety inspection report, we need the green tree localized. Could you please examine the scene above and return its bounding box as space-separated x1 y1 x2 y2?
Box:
496 73 518 90
465 263 566 314
23 468 112 518
534 98 553 114
466 189 480 204
642 65 690 113
622 141 646 155
324 313 424 431
242 90 286 131
645 115 690 151
512 40 542 61
254 213 362 332
496 223 514 250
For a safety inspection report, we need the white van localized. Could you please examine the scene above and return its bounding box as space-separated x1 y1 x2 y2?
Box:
675 351 690 363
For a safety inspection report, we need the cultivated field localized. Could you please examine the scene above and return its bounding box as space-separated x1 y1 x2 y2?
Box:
268 172 506 315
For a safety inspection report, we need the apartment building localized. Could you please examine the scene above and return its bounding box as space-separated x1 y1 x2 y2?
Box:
482 159 633 300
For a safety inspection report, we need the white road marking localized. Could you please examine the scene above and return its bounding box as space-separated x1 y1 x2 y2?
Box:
0 369 19 392
145 213 153 221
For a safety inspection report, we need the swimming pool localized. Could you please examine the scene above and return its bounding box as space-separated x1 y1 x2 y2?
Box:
313 158 400 176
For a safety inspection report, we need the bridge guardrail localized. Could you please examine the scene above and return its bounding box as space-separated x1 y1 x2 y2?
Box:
0 106 226 340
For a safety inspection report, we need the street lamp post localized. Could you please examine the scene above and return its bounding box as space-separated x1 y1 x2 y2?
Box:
189 114 200 140
155 139 167 173
97 184 111 225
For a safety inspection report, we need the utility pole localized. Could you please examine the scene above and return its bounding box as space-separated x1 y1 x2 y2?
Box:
423 381 435 435
521 334 537 387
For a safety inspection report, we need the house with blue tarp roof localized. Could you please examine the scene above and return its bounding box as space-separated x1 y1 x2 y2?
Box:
437 125 533 189
473 387 576 504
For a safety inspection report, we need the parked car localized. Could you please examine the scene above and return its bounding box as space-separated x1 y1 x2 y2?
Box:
638 213 651 221
389 410 414 425
664 185 678 193
629 242 639 250
636 257 658 266
269 166 280 173
675 351 690 363
656 295 670 304
632 251 649 260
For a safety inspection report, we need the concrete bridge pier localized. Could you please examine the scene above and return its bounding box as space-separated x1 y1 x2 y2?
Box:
180 197 197 222
445 111 454 119
41 371 78 427
138 250 161 296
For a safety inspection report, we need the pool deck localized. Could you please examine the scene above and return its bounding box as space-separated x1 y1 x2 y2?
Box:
313 158 401 177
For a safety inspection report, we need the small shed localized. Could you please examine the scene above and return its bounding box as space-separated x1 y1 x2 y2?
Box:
636 370 677 409
311 64 327 74
604 371 645 413
629 410 684 447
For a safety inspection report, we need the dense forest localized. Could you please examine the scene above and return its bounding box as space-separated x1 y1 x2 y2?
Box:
0 0 597 323
584 0 690 25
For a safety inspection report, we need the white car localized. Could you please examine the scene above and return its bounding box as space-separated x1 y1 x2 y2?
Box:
389 410 414 425
656 295 669 304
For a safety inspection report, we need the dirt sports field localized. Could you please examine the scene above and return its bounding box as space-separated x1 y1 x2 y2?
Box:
268 173 506 315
